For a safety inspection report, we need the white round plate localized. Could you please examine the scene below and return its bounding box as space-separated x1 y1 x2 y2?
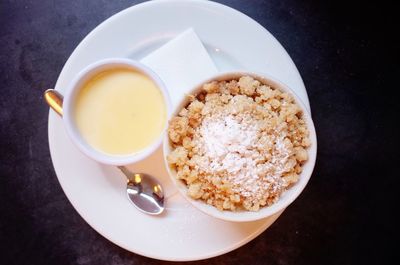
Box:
48 0 310 261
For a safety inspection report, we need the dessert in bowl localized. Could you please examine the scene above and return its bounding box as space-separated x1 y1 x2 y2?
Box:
163 72 317 222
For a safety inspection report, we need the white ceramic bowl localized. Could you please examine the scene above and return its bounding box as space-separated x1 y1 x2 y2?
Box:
63 58 171 166
163 72 317 222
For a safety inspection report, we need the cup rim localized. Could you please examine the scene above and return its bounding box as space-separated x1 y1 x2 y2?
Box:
163 71 317 222
63 58 172 166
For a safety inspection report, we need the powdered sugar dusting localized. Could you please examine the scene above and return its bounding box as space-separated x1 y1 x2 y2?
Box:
193 112 291 203
200 115 257 159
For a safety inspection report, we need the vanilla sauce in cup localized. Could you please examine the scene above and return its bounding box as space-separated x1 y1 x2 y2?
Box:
74 68 167 155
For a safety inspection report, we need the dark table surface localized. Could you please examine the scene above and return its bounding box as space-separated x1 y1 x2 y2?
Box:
0 0 397 264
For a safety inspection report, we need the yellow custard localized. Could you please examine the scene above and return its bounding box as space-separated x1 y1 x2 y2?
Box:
74 68 167 155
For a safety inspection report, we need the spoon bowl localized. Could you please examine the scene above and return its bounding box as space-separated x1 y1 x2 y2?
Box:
119 167 164 215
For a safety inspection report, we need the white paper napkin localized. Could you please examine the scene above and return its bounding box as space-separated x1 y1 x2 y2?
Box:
140 28 218 108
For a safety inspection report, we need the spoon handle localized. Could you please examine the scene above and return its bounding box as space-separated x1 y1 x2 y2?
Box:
118 166 133 179
44 89 64 117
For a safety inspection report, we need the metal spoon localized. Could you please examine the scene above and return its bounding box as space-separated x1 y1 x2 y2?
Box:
44 89 165 215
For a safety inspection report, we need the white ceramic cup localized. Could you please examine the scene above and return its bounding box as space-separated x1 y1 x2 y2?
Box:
62 58 171 166
163 72 317 222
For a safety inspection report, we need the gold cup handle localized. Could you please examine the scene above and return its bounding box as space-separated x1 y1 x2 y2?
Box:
44 89 64 117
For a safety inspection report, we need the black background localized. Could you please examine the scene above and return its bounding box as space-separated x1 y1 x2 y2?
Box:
0 0 397 264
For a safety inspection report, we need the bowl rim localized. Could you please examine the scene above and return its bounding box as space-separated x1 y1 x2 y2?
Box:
63 58 172 166
163 71 317 222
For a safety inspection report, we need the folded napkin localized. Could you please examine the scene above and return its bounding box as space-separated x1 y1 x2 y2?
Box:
140 28 218 108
